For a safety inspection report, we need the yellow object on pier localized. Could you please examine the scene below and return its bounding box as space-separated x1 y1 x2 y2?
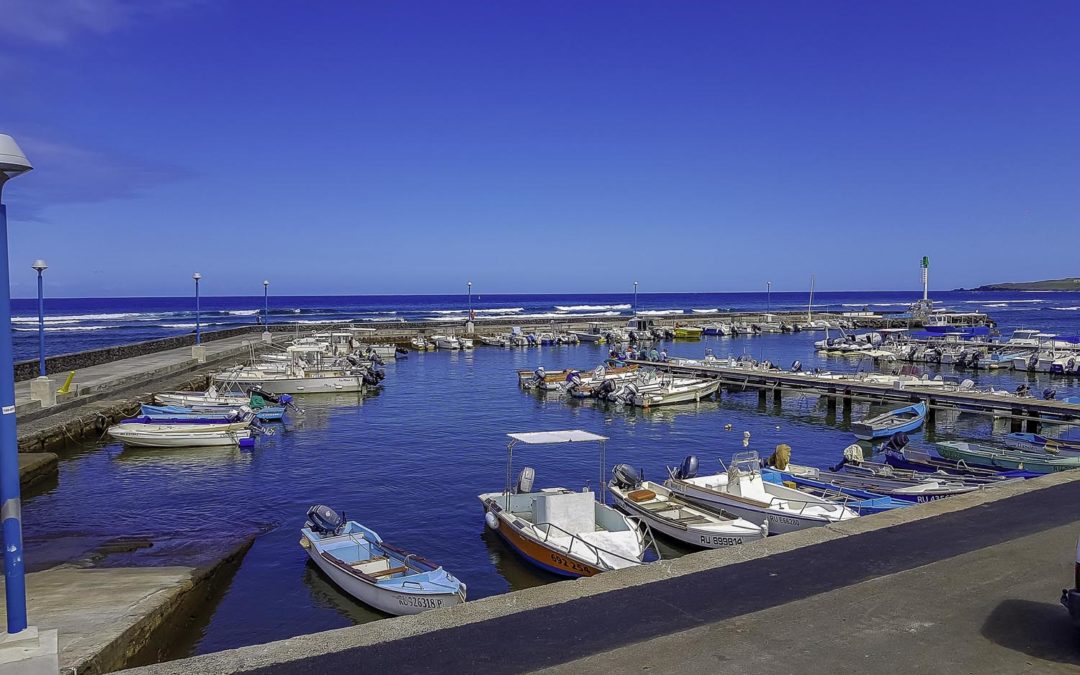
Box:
57 371 76 395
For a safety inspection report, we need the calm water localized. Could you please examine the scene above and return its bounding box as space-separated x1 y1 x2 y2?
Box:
15 291 1080 657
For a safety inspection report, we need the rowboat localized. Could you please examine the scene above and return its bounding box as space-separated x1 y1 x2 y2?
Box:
851 402 927 440
936 441 1080 473
300 506 466 615
609 466 767 548
154 385 248 408
664 452 858 534
141 403 286 422
479 431 655 577
777 462 979 503
880 442 1038 479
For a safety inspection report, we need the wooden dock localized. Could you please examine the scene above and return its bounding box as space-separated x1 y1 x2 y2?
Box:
625 359 1079 431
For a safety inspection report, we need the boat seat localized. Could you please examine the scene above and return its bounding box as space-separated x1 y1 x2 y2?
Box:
674 515 710 525
351 556 390 575
628 489 656 502
368 565 408 578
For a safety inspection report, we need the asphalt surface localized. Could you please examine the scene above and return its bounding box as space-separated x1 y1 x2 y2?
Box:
242 479 1080 675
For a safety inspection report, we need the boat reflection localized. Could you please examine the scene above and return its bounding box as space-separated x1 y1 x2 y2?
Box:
113 445 254 467
480 528 561 591
301 561 387 624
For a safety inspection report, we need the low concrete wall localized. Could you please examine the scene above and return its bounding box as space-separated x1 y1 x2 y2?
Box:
119 470 1080 675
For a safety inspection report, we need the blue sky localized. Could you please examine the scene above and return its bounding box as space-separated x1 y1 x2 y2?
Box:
1 1 1077 298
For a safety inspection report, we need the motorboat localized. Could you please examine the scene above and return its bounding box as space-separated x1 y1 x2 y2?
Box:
479 431 655 577
211 347 379 394
663 452 858 534
300 505 466 615
851 402 927 440
154 384 248 408
1005 432 1080 455
433 335 461 350
609 465 767 548
672 325 703 339
630 376 720 408
570 322 607 343
107 415 256 448
759 467 908 515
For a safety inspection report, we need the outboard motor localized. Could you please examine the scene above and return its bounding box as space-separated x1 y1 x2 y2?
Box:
612 464 643 490
675 455 698 480
884 432 910 453
599 378 617 399
346 354 361 367
1044 388 1057 400
306 505 345 536
790 360 802 373
515 467 535 494
362 371 379 386
1015 384 1030 397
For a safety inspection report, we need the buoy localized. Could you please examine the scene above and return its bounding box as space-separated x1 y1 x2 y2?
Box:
485 511 499 530
724 423 733 431
742 430 751 448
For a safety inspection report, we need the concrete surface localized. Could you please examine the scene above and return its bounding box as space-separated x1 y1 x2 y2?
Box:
0 536 254 674
18 452 57 490
28 377 55 407
0 627 59 675
118 470 1080 675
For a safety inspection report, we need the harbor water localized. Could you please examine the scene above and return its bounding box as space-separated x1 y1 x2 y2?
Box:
16 291 1080 658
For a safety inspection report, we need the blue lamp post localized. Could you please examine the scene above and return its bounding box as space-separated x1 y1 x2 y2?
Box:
32 260 47 377
263 280 269 326
634 281 638 316
0 133 33 634
193 272 202 344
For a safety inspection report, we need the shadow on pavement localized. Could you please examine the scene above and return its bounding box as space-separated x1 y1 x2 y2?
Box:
981 598 1080 666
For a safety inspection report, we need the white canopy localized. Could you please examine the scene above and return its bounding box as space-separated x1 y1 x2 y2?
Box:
507 430 608 445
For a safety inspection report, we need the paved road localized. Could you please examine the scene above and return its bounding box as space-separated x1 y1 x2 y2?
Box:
232 479 1080 675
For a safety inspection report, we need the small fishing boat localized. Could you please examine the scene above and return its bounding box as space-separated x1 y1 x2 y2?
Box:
570 322 607 343
432 335 461 350
759 468 908 515
664 452 858 534
936 441 1080 473
851 401 927 440
1005 432 1080 455
300 505 466 615
154 385 249 408
672 325 703 339
479 431 655 577
630 376 720 408
141 403 286 422
879 437 1038 479
107 420 254 448
609 465 767 548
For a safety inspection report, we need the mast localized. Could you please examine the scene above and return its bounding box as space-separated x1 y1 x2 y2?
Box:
807 275 815 323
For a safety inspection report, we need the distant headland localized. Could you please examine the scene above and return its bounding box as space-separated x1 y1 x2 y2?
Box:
958 277 1080 291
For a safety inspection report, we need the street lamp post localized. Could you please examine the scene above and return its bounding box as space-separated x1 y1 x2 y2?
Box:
0 134 33 635
634 281 638 316
263 280 269 325
767 281 772 313
193 273 202 345
32 260 47 377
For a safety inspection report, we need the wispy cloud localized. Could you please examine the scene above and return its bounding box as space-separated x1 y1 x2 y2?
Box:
4 138 196 220
0 0 202 45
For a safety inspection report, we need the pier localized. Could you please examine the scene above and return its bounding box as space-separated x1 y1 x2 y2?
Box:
626 359 1080 430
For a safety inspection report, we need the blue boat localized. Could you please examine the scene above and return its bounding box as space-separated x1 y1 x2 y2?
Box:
300 505 466 616
851 402 927 440
760 468 907 515
1005 432 1080 455
140 403 286 422
881 442 1038 480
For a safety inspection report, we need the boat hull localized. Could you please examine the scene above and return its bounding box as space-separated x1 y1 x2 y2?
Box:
108 427 250 448
610 490 764 549
482 499 607 577
214 374 364 394
665 480 832 535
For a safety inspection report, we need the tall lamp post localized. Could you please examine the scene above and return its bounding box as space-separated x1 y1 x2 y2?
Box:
466 281 473 333
634 281 638 316
0 134 33 636
263 280 270 324
192 273 202 344
767 281 772 314
31 260 47 377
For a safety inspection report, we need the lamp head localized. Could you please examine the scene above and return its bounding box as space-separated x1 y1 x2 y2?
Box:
0 134 32 179
32 259 47 272
263 280 269 287
193 272 202 281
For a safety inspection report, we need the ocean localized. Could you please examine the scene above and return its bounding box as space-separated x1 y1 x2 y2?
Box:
14 289 1080 660
11 289 1080 361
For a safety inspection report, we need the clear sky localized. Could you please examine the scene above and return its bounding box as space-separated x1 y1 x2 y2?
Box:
1 1 1077 298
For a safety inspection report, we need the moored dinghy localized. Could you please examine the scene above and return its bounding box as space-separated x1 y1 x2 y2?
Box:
300 505 466 615
479 431 656 577
851 402 927 440
609 464 767 548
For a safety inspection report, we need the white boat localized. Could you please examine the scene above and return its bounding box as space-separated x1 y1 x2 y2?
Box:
479 431 654 577
630 377 720 408
409 336 432 351
609 468 767 548
300 506 466 615
433 335 461 350
664 452 858 534
107 422 252 448
212 347 372 394
477 335 507 347
570 322 607 343
154 385 249 407
459 337 474 350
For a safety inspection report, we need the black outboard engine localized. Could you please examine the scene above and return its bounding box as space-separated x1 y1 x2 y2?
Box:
612 464 643 490
675 455 698 480
346 354 361 367
884 432 910 453
1044 388 1057 400
306 505 345 536
599 378 617 399
790 360 802 373
1015 384 1030 397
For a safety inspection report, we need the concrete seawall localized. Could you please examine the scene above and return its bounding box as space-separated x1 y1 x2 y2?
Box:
119 470 1080 674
